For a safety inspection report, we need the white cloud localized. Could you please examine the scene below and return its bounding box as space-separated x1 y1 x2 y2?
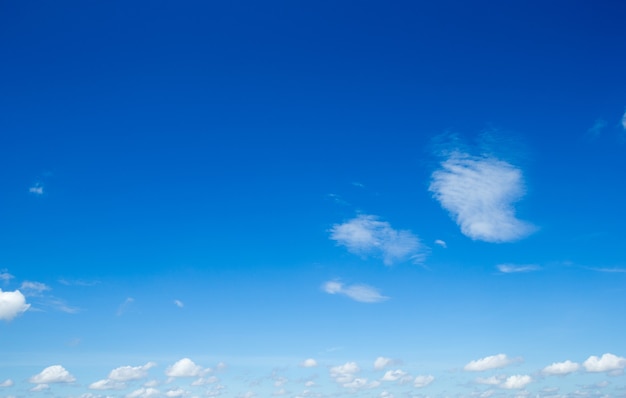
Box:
342 378 380 390
20 281 51 295
30 383 49 392
127 387 160 398
191 376 219 386
583 353 626 373
475 375 504 385
29 365 76 384
109 362 156 382
497 264 540 273
165 388 187 397
434 239 447 248
542 360 580 375
322 281 388 303
0 289 30 321
500 375 532 389
413 375 434 388
29 183 44 195
429 153 535 243
0 271 13 282
0 379 13 387
165 358 203 378
464 354 512 371
330 362 360 384
174 300 184 308
330 214 426 265
89 379 126 390
381 370 406 382
300 358 317 368
117 297 134 316
374 357 393 370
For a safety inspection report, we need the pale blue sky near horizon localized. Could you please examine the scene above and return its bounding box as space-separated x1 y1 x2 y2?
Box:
1 1 626 397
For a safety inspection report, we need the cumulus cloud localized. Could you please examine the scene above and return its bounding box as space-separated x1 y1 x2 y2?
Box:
165 388 188 397
464 354 512 371
89 379 126 390
300 358 317 368
323 280 388 303
542 360 580 375
165 358 204 378
29 365 76 384
497 264 540 273
381 370 406 382
500 375 532 389
127 387 160 398
413 375 434 388
330 214 426 265
374 357 393 370
107 362 157 382
0 379 13 387
429 153 535 242
583 353 626 373
0 289 30 321
330 362 360 384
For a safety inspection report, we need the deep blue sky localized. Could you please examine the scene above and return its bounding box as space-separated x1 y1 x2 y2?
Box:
1 1 626 397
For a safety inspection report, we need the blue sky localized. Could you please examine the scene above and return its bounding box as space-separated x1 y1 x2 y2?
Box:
1 1 626 397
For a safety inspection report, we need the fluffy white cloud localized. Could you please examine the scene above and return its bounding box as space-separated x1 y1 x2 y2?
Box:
89 379 126 390
464 354 512 371
413 375 434 388
165 358 203 377
300 358 317 368
542 360 580 375
29 365 76 384
429 153 535 243
323 281 388 303
583 353 626 373
127 387 160 398
374 357 393 370
381 370 406 382
500 375 532 389
110 362 157 381
165 388 188 397
330 214 426 265
0 289 30 321
0 379 13 387
330 362 360 384
497 264 540 273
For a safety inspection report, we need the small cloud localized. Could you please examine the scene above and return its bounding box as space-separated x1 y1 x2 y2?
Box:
0 289 30 321
583 353 626 373
326 194 350 206
413 375 434 388
0 379 14 387
500 374 532 389
381 370 406 382
165 358 204 378
496 264 540 273
542 360 580 375
585 267 626 273
20 281 51 296
29 183 44 195
109 362 157 382
475 375 505 385
29 365 76 384
323 280 388 303
374 357 394 370
117 297 134 316
0 271 13 283
89 379 126 390
352 182 365 188
300 359 317 368
127 387 161 398
622 110 626 130
588 118 607 138
330 362 360 384
429 152 535 243
174 300 184 308
434 239 447 248
58 278 99 287
330 214 427 265
30 383 50 392
464 354 513 372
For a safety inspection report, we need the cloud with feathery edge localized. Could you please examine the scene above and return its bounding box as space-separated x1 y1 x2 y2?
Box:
429 152 535 243
330 214 427 265
323 280 388 303
497 264 540 273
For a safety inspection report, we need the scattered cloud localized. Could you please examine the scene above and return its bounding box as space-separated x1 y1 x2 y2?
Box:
583 353 626 373
434 239 447 248
109 362 156 382
20 281 51 296
0 289 30 321
89 379 126 390
117 297 135 316
475 375 505 385
127 387 160 398
374 357 394 370
497 264 540 273
165 388 188 397
464 354 513 371
174 300 184 308
0 379 13 387
352 182 365 188
330 362 360 384
429 153 535 243
29 365 76 384
542 360 580 375
330 214 426 265
588 118 607 138
165 358 204 378
300 359 317 368
30 383 50 392
0 271 13 283
58 278 99 287
381 370 406 382
29 183 44 195
500 375 532 389
413 375 434 388
323 280 388 303
191 376 219 386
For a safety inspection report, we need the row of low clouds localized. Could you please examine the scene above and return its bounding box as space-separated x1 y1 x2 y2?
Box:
6 353 624 396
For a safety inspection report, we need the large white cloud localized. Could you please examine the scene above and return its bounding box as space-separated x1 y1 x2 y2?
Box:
413 375 434 388
542 360 580 375
583 353 626 373
330 215 426 265
429 153 535 242
323 281 388 303
29 365 76 384
165 358 203 378
464 354 512 371
0 289 30 321
500 375 532 389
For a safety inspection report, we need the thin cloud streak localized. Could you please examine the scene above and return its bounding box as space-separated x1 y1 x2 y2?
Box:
323 281 388 303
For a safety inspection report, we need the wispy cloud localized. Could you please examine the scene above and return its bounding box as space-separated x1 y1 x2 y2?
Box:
496 264 540 273
117 297 135 316
330 214 426 265
622 110 626 130
0 270 13 283
587 118 607 138
323 281 388 303
29 183 44 195
20 281 51 296
429 152 535 243
174 300 184 308
434 239 447 248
